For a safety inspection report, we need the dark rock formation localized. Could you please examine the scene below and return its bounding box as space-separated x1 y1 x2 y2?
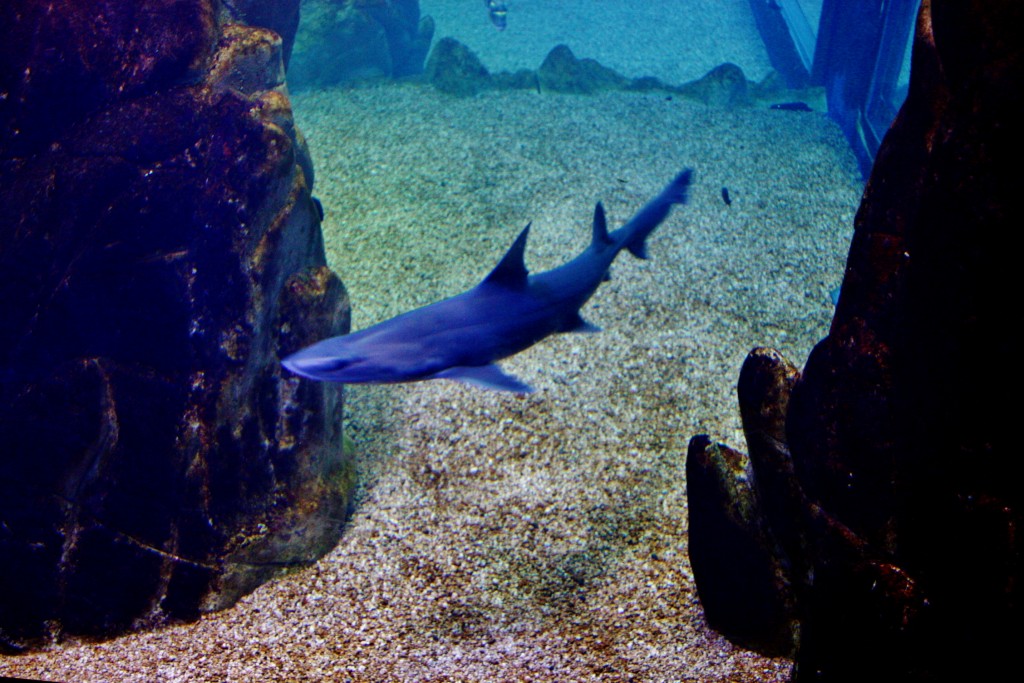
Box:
425 37 493 97
492 68 543 93
676 62 750 110
424 40 662 98
422 39 816 109
686 435 795 656
224 0 303 68
536 44 629 94
0 0 352 650
288 0 434 89
369 0 433 78
686 1 1021 679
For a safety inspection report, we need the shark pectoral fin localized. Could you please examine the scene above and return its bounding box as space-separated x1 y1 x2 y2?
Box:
559 312 602 334
435 364 534 393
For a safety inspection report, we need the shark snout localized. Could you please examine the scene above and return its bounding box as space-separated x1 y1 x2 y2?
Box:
282 351 356 381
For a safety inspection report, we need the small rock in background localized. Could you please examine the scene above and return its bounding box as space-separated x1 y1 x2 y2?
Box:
676 62 750 110
425 36 492 97
536 44 629 94
288 0 434 89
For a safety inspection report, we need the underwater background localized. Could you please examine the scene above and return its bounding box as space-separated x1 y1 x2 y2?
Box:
2 1 866 680
421 0 774 83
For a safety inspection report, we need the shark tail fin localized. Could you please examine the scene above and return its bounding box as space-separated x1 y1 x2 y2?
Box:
623 168 694 259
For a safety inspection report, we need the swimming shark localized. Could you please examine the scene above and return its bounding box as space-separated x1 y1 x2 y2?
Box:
282 168 694 393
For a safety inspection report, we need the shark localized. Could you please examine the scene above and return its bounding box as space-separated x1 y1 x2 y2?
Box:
282 168 694 393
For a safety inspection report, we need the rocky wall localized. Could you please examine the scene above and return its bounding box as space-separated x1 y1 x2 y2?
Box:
686 0 1021 680
0 0 352 650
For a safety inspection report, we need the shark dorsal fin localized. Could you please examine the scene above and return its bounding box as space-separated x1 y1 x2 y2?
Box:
592 202 612 248
482 223 531 288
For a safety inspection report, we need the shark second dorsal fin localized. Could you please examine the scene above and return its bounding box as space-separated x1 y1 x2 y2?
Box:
558 312 602 334
482 223 531 288
592 202 612 248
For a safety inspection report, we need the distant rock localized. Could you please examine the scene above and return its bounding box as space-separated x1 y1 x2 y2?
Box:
624 75 673 93
677 62 750 109
288 0 434 89
424 41 649 98
0 0 352 650
492 68 541 92
425 36 492 96
420 40 804 108
536 44 629 94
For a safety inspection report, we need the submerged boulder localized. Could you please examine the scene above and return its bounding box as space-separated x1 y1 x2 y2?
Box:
288 0 434 89
421 41 790 107
0 0 352 650
536 44 629 94
425 36 493 97
686 435 795 656
686 1 1021 679
424 41 638 98
676 62 750 109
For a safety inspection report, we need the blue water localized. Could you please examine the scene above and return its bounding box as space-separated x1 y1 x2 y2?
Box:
421 0 773 84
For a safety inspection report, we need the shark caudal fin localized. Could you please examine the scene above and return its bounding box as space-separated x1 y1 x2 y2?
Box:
621 168 694 259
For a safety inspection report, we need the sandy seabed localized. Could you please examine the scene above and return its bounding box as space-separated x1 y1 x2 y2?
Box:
1 78 863 682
